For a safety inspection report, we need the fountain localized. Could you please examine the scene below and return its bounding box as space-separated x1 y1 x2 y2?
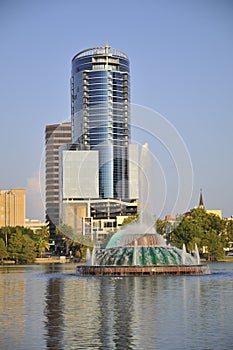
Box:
85 248 91 266
182 243 187 265
77 143 208 276
194 243 201 265
133 240 138 266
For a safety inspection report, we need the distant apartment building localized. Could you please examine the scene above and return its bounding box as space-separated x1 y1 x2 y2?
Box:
0 189 25 227
45 122 72 235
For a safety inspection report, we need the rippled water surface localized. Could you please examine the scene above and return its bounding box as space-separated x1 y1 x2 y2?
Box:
0 262 233 350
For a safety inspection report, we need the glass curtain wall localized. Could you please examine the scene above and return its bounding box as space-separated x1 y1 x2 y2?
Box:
71 46 130 199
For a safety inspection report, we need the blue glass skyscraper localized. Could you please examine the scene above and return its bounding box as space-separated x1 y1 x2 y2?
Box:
71 46 130 199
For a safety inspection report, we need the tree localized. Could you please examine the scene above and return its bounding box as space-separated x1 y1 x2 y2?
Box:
6 226 37 263
8 230 23 263
35 236 50 257
0 238 8 262
226 220 233 249
55 224 74 255
121 214 139 227
55 224 93 257
35 226 50 257
56 224 74 238
171 208 226 260
0 226 11 248
156 218 167 236
36 225 50 238
0 225 56 264
20 235 37 263
202 229 224 261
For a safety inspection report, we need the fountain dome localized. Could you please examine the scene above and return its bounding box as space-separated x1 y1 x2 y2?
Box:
96 233 197 266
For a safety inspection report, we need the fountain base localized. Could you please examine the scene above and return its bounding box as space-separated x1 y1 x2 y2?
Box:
76 264 209 276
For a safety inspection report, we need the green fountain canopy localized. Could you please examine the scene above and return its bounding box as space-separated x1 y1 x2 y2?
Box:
96 245 197 266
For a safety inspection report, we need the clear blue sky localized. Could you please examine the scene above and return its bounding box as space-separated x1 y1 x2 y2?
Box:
0 0 232 220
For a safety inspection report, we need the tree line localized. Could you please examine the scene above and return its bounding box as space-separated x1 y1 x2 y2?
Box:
1 208 232 263
156 208 233 260
0 223 96 264
0 226 50 264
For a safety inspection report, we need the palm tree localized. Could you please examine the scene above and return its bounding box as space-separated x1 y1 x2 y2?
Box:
36 236 50 257
35 226 50 257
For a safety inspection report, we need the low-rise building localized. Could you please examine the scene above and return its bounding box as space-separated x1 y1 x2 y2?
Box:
24 219 47 232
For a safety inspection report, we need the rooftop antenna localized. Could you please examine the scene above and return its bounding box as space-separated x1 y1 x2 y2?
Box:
105 40 110 54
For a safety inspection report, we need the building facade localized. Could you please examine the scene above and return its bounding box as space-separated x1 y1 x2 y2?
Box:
45 122 72 235
58 46 139 235
0 189 25 227
71 46 131 199
25 218 47 232
60 144 99 200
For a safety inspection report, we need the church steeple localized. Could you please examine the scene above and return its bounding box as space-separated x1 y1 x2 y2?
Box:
199 189 204 209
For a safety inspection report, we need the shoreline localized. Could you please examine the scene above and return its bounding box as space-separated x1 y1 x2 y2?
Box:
1 256 233 266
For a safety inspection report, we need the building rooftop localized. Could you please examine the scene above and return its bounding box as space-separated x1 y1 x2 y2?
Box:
72 45 128 61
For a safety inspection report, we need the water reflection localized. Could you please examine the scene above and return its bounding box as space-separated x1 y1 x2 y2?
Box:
0 269 25 349
44 277 64 349
1 263 233 350
0 265 46 350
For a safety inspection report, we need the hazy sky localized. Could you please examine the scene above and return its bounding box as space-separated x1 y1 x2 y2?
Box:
0 0 232 220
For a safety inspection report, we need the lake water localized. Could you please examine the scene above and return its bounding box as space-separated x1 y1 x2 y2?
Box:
0 262 233 350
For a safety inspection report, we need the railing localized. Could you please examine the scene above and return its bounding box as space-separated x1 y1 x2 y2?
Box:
73 46 128 60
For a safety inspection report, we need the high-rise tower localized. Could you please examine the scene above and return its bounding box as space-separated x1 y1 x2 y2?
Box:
71 46 130 199
45 122 72 235
59 46 138 235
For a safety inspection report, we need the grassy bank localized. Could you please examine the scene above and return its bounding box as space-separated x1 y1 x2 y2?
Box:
218 256 233 262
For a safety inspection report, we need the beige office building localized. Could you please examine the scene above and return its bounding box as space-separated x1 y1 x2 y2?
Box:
0 189 25 227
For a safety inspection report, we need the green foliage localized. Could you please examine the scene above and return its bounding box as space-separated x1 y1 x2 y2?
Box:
35 235 50 257
7 228 37 263
56 224 74 238
121 214 139 227
226 220 233 247
0 238 8 260
73 235 94 249
7 229 23 263
35 226 50 257
20 235 37 263
0 225 50 264
36 225 49 238
56 224 93 258
156 218 167 236
170 208 226 260
202 229 224 260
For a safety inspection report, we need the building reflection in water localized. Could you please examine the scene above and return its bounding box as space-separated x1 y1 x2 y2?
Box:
44 265 64 350
44 273 160 349
0 265 46 350
0 270 25 349
98 278 135 349
45 270 225 349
